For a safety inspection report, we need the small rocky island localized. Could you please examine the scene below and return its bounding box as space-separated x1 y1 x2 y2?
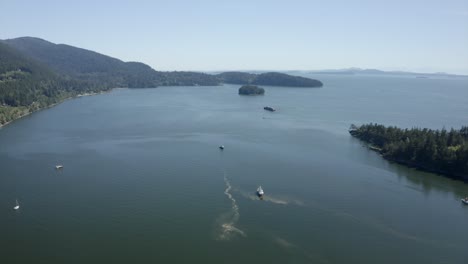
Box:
238 85 265 95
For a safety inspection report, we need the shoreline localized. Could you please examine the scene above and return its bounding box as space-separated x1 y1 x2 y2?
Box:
0 89 114 129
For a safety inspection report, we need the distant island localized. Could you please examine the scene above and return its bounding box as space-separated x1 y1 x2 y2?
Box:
217 71 323 87
238 85 265 95
0 37 323 127
349 123 468 182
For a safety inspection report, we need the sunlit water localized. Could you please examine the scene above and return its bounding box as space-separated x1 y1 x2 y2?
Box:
1 74 468 263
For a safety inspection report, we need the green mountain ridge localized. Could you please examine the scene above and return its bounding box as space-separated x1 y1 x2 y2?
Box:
0 36 323 126
1 37 221 88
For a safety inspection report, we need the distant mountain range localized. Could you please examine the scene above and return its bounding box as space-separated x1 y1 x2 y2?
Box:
303 68 467 78
0 36 322 126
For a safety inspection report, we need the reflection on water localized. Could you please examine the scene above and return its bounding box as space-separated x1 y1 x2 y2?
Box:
392 164 468 199
349 137 468 199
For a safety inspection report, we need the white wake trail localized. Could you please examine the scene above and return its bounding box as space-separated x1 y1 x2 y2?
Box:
216 175 246 240
238 190 304 206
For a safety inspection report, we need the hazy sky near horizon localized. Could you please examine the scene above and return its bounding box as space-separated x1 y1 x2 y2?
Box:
1 0 467 74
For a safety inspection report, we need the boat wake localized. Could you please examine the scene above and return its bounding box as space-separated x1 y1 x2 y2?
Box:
216 175 246 240
239 191 304 206
273 236 296 248
262 196 289 205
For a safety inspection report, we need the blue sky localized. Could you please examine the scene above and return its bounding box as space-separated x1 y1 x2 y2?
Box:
1 0 467 74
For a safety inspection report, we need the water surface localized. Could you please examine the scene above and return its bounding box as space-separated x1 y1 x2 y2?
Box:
1 75 468 263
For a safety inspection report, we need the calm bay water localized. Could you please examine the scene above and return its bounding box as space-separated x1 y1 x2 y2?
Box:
1 74 468 263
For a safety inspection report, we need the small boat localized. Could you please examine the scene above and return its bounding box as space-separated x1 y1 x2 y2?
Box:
256 186 264 198
264 106 276 112
14 199 20 210
219 145 225 150
55 165 63 169
462 198 468 205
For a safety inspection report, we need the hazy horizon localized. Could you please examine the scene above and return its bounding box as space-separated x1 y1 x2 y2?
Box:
1 0 467 75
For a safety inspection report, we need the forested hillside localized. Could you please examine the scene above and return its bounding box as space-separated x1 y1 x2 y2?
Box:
0 37 221 125
1 37 323 126
2 37 220 87
0 42 115 125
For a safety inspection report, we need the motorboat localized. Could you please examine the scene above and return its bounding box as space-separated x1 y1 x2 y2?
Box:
264 106 276 112
219 145 225 150
257 186 264 198
55 165 63 169
462 198 468 205
14 199 20 210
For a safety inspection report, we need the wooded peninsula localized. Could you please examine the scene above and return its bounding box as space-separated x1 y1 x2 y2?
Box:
349 123 468 182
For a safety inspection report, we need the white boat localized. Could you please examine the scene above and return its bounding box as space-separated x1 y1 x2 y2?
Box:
256 186 264 197
55 165 63 169
219 145 225 150
462 198 468 205
14 199 20 210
